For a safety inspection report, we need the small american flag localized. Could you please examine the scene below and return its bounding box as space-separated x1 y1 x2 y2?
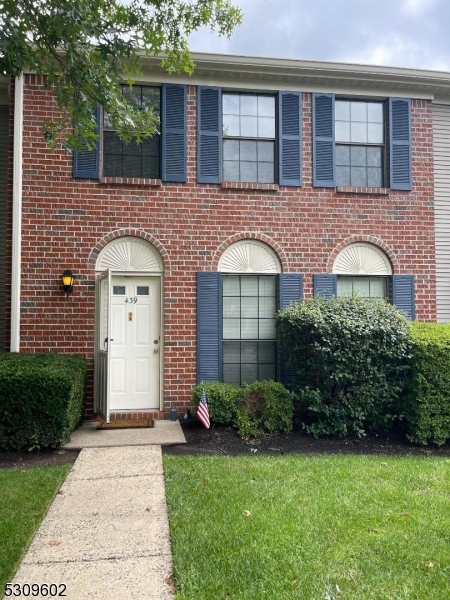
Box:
197 386 210 429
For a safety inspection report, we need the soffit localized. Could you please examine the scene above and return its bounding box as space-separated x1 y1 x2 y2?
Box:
138 52 450 100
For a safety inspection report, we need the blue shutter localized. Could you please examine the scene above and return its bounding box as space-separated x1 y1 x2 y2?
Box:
162 84 187 182
279 92 302 186
197 86 221 183
389 98 412 191
279 274 303 309
313 274 337 299
73 107 100 178
392 275 415 319
279 274 303 388
197 272 222 382
313 93 335 187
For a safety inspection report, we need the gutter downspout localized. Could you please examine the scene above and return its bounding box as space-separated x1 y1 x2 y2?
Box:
10 74 24 352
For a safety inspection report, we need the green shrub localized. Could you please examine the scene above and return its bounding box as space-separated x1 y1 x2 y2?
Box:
404 322 450 446
192 382 243 425
235 380 293 438
277 296 411 437
0 353 87 450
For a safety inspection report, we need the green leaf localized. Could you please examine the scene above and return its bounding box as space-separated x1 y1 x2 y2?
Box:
0 0 243 148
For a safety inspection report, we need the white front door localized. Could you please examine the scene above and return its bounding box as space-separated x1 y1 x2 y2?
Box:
109 276 161 410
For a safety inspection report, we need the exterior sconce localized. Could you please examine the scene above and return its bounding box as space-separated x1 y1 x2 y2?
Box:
62 269 74 298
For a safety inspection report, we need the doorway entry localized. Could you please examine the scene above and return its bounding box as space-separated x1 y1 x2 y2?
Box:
94 237 164 422
109 275 160 410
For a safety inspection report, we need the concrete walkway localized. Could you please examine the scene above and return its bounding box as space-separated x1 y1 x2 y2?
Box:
63 420 186 449
12 425 187 599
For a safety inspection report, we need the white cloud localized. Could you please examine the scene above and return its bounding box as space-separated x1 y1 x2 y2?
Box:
187 0 450 72
339 35 420 67
338 33 450 71
402 0 439 16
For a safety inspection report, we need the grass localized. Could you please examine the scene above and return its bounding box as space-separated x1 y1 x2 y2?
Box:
0 464 72 591
164 454 450 600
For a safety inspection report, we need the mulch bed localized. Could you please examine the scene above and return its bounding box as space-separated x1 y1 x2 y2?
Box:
0 448 80 469
163 419 450 457
2 421 449 469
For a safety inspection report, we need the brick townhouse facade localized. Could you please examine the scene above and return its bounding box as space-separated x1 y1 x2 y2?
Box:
1 54 450 422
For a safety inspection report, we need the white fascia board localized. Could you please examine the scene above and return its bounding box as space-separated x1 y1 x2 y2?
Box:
133 73 433 99
139 52 450 99
22 49 450 99
187 51 450 83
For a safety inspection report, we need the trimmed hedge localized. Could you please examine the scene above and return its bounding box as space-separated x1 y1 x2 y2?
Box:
277 296 411 437
404 322 450 446
0 353 87 450
235 380 293 438
192 382 243 425
192 380 293 438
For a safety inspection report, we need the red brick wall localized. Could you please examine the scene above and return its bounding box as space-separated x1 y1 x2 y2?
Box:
7 75 436 416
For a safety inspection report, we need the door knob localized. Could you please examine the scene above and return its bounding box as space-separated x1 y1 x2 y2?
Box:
154 348 159 353
104 337 114 350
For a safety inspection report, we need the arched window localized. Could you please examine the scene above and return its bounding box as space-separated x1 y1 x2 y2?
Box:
333 243 391 299
219 241 281 385
95 236 164 273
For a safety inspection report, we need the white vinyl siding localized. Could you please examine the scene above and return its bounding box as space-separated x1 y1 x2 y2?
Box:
433 104 450 322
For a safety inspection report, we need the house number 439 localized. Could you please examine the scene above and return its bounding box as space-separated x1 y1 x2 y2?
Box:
124 297 138 304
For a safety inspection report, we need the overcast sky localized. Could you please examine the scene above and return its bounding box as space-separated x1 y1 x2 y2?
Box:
189 0 450 71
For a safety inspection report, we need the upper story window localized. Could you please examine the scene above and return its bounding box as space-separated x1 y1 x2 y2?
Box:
103 85 161 179
312 94 411 191
222 93 276 184
335 100 384 188
197 87 301 187
74 83 186 182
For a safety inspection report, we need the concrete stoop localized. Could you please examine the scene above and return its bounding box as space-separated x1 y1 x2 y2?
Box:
63 419 186 449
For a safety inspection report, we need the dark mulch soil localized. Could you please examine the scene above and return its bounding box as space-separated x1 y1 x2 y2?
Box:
2 421 449 468
163 419 450 457
0 449 79 470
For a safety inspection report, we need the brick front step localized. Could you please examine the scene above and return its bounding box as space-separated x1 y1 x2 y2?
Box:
93 411 166 423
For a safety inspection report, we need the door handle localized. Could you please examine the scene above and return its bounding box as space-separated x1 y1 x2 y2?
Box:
104 337 114 350
153 348 159 353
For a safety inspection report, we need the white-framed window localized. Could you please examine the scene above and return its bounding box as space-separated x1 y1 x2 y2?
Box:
103 85 161 179
222 275 277 385
333 242 391 300
222 93 276 184
337 276 388 299
335 100 384 188
218 240 282 385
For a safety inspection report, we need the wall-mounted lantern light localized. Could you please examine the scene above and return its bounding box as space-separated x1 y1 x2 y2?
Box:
62 269 74 298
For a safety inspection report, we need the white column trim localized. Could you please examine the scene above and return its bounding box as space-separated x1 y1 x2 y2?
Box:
11 74 24 352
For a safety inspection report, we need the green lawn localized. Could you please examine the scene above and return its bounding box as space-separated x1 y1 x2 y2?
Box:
164 454 450 600
0 464 72 591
